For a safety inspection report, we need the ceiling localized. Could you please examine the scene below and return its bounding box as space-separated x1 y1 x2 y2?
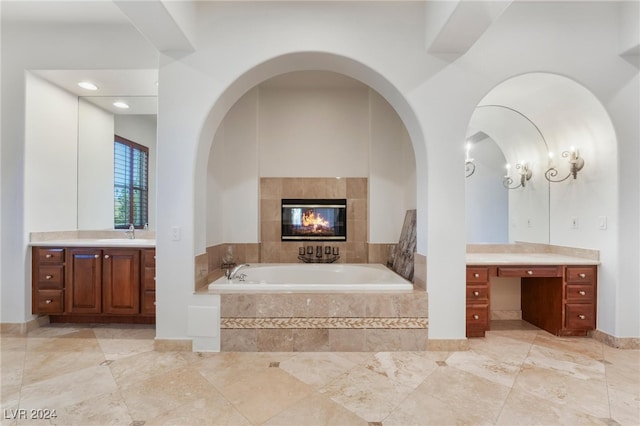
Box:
4 1 158 115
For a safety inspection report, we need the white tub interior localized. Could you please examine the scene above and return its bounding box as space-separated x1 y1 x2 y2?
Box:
208 263 414 291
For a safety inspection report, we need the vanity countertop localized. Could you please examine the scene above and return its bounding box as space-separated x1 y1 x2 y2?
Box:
467 252 599 266
30 238 156 248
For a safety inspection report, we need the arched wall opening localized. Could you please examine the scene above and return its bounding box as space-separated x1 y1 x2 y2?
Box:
193 52 427 261
465 72 619 333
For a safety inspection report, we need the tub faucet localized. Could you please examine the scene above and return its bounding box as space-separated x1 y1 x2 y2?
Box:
226 263 250 280
125 224 135 239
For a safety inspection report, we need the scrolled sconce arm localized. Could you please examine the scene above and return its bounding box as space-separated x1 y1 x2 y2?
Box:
465 160 476 178
503 163 532 190
544 150 585 183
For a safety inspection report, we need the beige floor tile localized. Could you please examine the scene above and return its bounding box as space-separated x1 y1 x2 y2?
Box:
120 366 219 421
108 350 191 390
145 395 252 426
219 367 314 425
278 352 360 388
496 387 611 425
18 365 117 411
262 391 368 426
55 391 133 426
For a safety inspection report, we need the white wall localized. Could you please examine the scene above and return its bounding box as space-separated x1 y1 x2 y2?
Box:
115 114 158 229
25 73 78 232
206 81 414 246
78 99 113 230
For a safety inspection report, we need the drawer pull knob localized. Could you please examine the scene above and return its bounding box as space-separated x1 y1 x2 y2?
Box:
473 291 480 296
579 273 586 278
473 273 480 278
578 290 586 296
578 314 586 320
45 299 52 304
45 254 53 258
527 270 533 275
473 314 480 320
94 254 99 259
45 275 53 280
104 255 110 259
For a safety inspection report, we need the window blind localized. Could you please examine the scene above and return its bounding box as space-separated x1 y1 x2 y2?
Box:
114 135 148 229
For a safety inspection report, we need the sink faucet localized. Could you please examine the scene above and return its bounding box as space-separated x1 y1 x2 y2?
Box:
125 224 135 239
226 263 250 280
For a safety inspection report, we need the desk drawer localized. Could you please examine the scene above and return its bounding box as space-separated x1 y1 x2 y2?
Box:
565 303 595 330
498 266 561 278
466 305 489 329
565 284 594 302
565 266 595 284
466 285 489 302
466 267 489 283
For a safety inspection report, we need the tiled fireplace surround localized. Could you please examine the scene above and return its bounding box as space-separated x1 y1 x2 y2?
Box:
195 177 429 351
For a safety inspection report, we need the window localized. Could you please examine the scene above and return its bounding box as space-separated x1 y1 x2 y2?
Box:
114 135 148 229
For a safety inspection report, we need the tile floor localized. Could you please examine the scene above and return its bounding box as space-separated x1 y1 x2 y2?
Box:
1 321 638 425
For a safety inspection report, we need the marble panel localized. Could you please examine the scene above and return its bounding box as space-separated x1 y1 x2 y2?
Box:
328 329 366 351
220 328 257 351
293 328 330 352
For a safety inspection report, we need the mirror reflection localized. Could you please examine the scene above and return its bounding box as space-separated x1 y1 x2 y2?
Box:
466 104 550 244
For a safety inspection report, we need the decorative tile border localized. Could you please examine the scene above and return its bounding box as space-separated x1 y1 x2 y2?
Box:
221 316 428 329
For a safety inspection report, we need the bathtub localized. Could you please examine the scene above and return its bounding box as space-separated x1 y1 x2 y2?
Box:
208 263 414 292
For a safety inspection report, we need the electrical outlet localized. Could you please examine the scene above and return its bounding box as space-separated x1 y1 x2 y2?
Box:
171 226 181 241
570 216 579 229
527 218 532 228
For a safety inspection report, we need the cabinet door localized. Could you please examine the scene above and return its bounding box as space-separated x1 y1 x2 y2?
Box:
102 249 140 315
141 249 156 316
67 249 102 314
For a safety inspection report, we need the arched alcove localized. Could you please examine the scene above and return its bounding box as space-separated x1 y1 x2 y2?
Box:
192 52 428 258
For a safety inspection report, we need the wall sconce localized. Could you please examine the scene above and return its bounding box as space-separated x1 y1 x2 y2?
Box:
545 147 584 183
465 142 475 178
503 162 532 189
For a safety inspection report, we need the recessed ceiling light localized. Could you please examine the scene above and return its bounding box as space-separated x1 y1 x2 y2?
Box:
113 101 130 109
77 81 98 91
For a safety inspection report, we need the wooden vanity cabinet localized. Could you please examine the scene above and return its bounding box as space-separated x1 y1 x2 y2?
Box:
32 245 154 322
32 248 66 314
466 263 597 338
141 248 156 316
465 266 494 337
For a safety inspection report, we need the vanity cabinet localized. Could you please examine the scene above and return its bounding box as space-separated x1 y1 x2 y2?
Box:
32 248 66 314
32 245 153 322
465 267 493 337
141 248 156 316
466 263 597 337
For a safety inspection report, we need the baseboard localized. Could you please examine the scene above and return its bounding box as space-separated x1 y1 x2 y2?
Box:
592 329 640 349
0 316 48 335
427 338 469 351
154 338 193 352
491 310 522 320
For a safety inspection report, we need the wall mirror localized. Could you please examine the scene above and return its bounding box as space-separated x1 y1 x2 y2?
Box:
32 69 158 230
466 101 551 244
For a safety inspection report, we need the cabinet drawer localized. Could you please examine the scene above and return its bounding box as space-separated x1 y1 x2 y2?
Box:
565 267 595 284
37 265 64 288
37 248 64 263
143 267 156 291
498 266 561 278
466 286 489 302
466 305 489 328
565 284 594 302
35 290 64 314
565 303 595 330
142 291 156 315
466 267 489 283
143 249 156 267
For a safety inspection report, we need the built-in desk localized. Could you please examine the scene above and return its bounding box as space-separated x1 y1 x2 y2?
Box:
466 252 598 338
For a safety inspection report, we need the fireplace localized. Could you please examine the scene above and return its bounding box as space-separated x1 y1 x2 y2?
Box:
281 199 347 241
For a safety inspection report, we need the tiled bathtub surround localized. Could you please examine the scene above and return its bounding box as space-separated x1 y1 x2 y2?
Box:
220 291 429 352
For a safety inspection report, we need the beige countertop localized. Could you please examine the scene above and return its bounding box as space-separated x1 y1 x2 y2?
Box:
466 252 599 266
30 238 156 248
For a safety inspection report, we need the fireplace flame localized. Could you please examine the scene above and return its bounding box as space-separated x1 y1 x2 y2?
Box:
302 210 330 232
